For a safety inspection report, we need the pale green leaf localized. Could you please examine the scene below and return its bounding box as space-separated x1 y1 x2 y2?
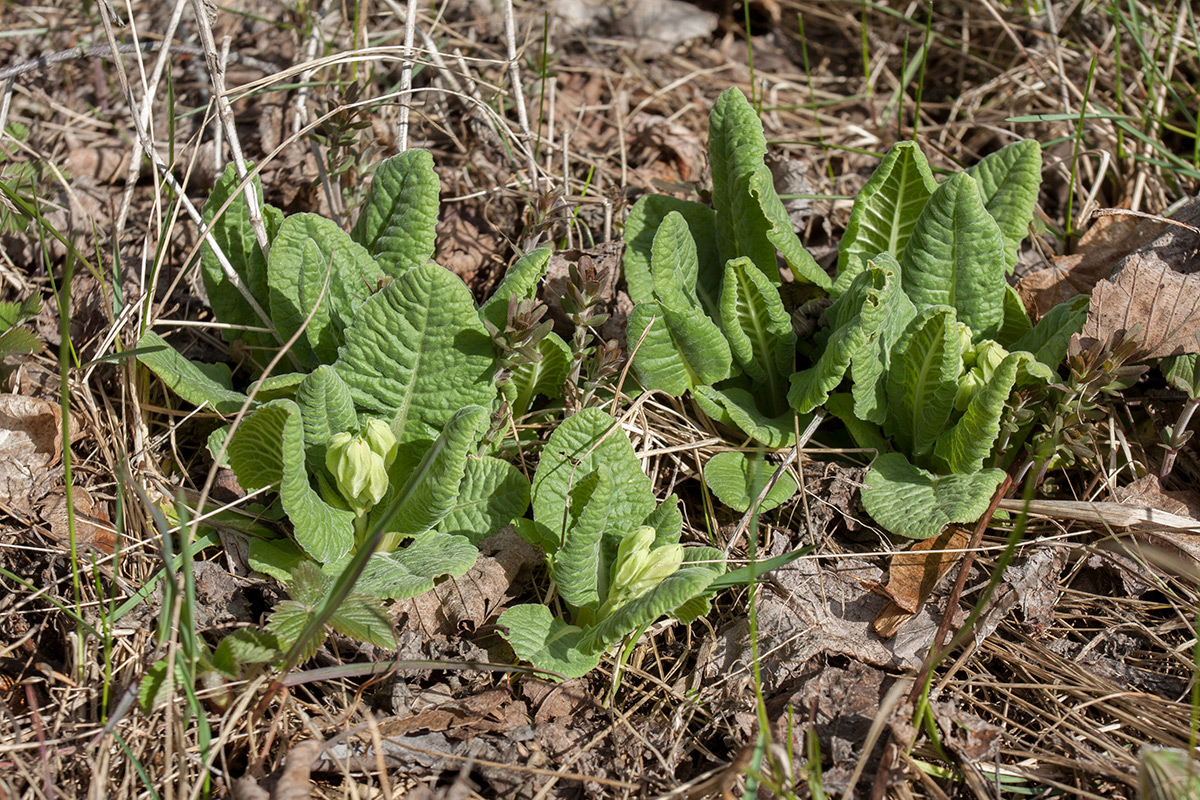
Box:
649 211 702 311
509 332 570 417
901 172 1007 338
884 306 963 459
847 254 917 425
835 141 936 292
377 405 489 539
551 464 617 611
585 547 724 649
227 400 356 563
350 149 440 277
328 596 396 649
672 595 711 625
248 537 305 583
287 555 332 605
136 332 249 415
498 604 598 679
787 273 874 414
200 164 280 352
335 264 496 434
0 295 40 329
531 408 656 559
994 283 1033 347
703 451 797 513
213 629 281 676
709 88 829 288
437 455 530 543
348 532 478 599
932 351 1026 474
250 372 307 401
624 195 720 312
1010 295 1088 370
1163 354 1200 399
720 257 796 395
268 213 382 367
825 393 888 453
642 496 683 545
861 452 1006 539
296 366 357 456
694 384 796 447
479 247 552 330
966 139 1042 272
627 300 732 396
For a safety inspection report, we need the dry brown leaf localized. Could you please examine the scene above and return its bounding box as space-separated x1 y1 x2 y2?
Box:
392 529 540 639
435 205 501 283
0 394 64 515
1077 200 1200 358
617 0 719 55
872 527 970 638
271 739 321 800
1017 212 1162 318
38 486 115 555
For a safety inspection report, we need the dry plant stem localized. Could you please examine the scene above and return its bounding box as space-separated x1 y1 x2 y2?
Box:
502 0 540 192
92 3 279 341
396 0 419 151
908 473 1013 705
113 0 189 244
1161 397 1199 479
722 410 826 559
189 0 270 256
0 40 276 82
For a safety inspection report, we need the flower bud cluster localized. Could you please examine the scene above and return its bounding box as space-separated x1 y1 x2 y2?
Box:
325 419 397 517
956 336 1009 412
608 526 683 607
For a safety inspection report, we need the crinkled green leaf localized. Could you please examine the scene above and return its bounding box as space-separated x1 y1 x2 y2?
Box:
296 366 357 457
514 517 558 554
721 257 795 396
137 332 249 415
846 254 916 425
437 455 529 543
932 351 1026 474
628 300 732 396
1011 294 1088 370
648 212 703 312
1163 354 1200 399
834 141 936 293
287 554 332 605
509 332 570 417
137 660 183 711
347 532 478 599
672 595 712 625
624 195 720 312
901 172 1007 338
266 600 325 662
884 306 962 459
267 213 382 367
328 595 396 649
995 283 1033 347
335 264 496 434
551 463 617 611
531 408 656 559
479 247 552 330
248 537 306 583
703 451 798 513
861 452 1006 539
709 88 829 289
694 384 796 447
378 405 489 539
250 372 307 402
642 495 683 545
498 604 598 679
227 400 356 563
200 165 280 352
350 149 439 277
966 139 1041 272
0 295 40 330
584 547 724 650
825 392 888 453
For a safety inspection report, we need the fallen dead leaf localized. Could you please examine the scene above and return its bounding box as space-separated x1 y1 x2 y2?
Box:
271 739 322 800
616 0 719 56
1076 199 1200 358
874 526 970 618
1017 212 1162 318
392 529 540 639
436 204 502 284
0 393 63 515
38 485 115 555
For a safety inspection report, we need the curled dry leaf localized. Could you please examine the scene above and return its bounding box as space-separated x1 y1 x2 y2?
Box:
872 527 971 638
1076 199 1200 358
0 394 63 515
39 486 115 555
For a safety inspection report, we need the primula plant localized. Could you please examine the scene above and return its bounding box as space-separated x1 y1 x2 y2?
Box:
138 151 541 662
498 407 726 678
624 87 1088 539
623 88 831 512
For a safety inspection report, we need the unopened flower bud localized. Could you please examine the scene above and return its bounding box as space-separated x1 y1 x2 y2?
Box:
326 429 390 516
974 340 1009 381
362 418 398 467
